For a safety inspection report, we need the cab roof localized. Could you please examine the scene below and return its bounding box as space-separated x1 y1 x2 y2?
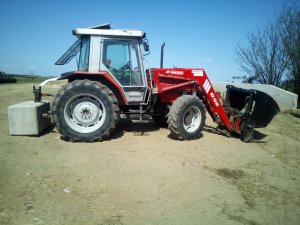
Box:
72 23 146 38
55 23 146 65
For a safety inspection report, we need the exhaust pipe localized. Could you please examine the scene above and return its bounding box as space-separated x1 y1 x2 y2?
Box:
160 42 165 68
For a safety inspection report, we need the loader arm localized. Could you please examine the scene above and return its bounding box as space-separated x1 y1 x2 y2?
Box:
152 68 245 133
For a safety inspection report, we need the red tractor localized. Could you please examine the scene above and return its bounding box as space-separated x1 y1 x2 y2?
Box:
52 23 279 142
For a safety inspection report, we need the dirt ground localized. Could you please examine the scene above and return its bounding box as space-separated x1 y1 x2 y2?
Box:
0 83 300 225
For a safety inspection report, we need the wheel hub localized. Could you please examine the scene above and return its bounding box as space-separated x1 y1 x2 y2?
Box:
73 101 102 127
81 107 92 119
183 106 201 133
64 95 106 133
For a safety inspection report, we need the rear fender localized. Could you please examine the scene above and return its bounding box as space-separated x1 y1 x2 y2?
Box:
58 71 128 105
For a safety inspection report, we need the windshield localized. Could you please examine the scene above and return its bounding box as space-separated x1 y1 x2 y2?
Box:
102 39 144 86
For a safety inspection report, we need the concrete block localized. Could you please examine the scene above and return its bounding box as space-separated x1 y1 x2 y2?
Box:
8 101 52 135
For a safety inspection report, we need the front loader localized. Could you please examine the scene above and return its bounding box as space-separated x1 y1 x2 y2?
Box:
51 23 279 142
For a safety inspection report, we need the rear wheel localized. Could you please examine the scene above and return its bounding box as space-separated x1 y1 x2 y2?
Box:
52 79 119 142
167 95 206 140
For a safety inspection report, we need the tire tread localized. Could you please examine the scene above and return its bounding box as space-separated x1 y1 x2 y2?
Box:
52 79 119 142
167 95 206 140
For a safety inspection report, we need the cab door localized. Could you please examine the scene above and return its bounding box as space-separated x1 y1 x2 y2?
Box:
101 38 147 104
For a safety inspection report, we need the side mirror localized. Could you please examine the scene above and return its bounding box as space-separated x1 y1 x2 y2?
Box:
142 39 150 54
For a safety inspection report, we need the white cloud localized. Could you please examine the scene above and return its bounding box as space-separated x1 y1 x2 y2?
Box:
0 64 14 68
26 65 38 70
202 58 214 63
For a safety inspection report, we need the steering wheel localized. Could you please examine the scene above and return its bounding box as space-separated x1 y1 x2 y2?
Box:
118 61 130 71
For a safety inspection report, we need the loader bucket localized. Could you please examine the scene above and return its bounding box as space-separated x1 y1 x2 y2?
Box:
226 85 280 128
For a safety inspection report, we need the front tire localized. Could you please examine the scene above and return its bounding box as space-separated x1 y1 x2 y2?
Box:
167 95 206 140
52 79 119 142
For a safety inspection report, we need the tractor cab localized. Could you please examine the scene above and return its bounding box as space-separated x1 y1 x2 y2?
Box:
55 23 150 104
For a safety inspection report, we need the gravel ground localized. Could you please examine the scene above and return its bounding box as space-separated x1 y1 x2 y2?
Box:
0 83 299 225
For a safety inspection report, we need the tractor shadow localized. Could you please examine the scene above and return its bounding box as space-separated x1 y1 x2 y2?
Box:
41 119 160 141
167 133 203 141
290 112 300 119
42 121 268 143
203 125 231 138
203 125 268 142
110 118 160 140
37 124 57 137
252 130 268 142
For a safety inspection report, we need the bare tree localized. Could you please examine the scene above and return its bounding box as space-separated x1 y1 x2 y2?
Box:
278 2 300 100
236 23 288 87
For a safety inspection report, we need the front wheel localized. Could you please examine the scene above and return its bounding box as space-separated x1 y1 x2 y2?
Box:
167 95 206 140
52 79 119 142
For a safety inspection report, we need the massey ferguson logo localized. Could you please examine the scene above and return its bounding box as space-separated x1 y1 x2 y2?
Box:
203 79 211 93
166 70 184 75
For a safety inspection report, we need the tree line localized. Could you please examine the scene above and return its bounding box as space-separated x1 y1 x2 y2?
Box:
0 71 17 83
235 1 300 104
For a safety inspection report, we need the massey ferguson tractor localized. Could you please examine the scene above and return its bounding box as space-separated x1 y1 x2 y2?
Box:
52 23 279 142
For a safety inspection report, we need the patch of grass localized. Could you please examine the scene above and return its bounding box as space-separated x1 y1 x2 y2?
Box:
98 214 123 225
213 168 259 208
220 206 260 225
220 203 259 225
215 168 245 179
15 76 54 84
226 213 259 225
205 166 285 209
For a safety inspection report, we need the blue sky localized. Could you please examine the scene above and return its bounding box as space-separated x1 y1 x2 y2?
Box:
0 0 285 82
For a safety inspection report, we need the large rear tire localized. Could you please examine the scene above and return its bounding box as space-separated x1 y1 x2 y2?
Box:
167 95 206 140
52 79 119 142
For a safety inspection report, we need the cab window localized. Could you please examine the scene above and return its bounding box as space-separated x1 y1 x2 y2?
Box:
78 36 90 71
102 39 143 86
